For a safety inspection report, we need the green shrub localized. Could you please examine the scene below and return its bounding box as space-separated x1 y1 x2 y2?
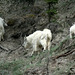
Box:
45 0 58 22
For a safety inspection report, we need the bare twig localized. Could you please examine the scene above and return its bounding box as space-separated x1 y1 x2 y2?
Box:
8 32 25 54
46 51 50 75
61 40 75 51
8 45 23 54
46 57 49 75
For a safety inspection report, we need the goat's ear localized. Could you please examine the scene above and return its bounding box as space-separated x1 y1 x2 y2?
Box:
24 35 27 41
4 22 8 26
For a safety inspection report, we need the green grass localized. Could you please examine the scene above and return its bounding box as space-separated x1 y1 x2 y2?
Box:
0 60 25 75
0 50 50 75
0 54 46 75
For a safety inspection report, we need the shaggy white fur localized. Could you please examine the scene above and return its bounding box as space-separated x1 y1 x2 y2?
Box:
70 24 75 38
0 17 7 41
23 29 52 55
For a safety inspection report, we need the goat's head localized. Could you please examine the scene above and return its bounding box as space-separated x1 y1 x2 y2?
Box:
23 36 29 48
0 17 8 26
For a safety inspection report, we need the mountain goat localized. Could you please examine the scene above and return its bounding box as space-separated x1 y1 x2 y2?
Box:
70 23 75 38
0 17 8 41
23 29 52 55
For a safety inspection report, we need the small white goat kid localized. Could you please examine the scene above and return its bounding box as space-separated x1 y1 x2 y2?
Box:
0 17 8 41
70 23 75 38
23 29 52 55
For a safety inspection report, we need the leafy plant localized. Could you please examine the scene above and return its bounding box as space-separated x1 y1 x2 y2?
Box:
45 0 58 22
0 60 25 75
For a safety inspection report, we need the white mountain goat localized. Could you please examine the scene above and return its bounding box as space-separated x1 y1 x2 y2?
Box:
70 23 75 38
0 17 8 41
23 29 52 55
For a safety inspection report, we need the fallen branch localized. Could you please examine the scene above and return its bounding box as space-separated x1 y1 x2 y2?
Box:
53 49 75 59
0 45 9 52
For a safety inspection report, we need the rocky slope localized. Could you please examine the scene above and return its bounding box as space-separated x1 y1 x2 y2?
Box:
0 0 75 75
